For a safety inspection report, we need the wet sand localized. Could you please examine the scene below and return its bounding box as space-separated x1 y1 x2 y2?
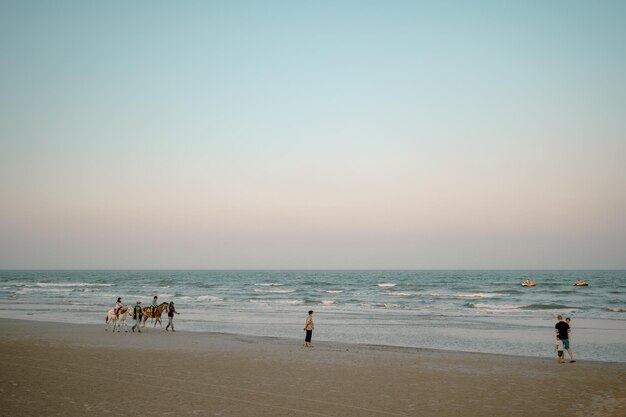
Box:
0 318 624 417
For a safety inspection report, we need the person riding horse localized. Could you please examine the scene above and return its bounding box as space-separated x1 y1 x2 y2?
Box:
151 295 158 322
114 297 122 319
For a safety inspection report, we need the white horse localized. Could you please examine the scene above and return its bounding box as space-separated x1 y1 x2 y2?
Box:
105 305 130 332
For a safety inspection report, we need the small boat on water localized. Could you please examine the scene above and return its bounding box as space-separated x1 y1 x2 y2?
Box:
521 280 536 287
574 280 589 286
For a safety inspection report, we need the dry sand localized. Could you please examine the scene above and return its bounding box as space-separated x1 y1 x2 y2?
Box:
0 318 624 417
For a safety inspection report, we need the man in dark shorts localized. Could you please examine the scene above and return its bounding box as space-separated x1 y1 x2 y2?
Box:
555 315 575 363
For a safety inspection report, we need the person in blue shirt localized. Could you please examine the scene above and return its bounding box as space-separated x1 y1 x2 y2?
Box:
151 295 158 323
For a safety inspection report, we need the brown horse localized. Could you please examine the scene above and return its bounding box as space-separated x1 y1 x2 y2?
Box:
141 302 170 328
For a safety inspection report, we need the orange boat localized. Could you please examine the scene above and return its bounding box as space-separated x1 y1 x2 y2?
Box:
521 280 536 287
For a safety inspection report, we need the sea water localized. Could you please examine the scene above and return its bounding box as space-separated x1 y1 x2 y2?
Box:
0 270 624 362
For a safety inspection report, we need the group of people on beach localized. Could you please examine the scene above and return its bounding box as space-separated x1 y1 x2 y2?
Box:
111 299 576 362
113 295 179 333
554 315 575 363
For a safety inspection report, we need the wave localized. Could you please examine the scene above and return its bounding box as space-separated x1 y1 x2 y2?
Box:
250 299 304 305
374 303 401 309
430 292 505 299
501 289 523 295
451 293 507 299
323 290 343 294
519 304 572 310
465 302 523 311
606 307 626 313
158 293 176 298
18 287 72 294
256 283 284 287
254 289 296 294
196 295 224 302
320 300 338 305
178 295 224 302
36 282 113 287
385 292 417 297
378 283 396 288
466 302 575 311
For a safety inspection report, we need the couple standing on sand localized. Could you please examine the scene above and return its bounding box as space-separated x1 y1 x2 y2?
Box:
555 315 575 363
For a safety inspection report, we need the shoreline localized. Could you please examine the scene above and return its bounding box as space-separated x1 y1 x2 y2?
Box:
2 318 625 416
5 312 626 363
2 317 621 366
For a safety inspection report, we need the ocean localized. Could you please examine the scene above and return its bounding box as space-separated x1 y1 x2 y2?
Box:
1 270 624 362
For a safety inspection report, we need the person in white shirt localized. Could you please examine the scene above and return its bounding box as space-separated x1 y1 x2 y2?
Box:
555 334 565 363
303 310 314 348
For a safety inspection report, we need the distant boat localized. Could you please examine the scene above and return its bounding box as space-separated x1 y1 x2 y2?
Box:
574 280 589 287
521 280 536 287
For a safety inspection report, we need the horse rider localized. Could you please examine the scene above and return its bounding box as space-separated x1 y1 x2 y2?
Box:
151 295 158 322
131 300 143 333
114 297 123 319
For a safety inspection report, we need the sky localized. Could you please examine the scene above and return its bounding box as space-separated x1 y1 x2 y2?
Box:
1 1 625 269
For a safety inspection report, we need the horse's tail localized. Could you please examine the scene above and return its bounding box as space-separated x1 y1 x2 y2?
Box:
105 315 109 324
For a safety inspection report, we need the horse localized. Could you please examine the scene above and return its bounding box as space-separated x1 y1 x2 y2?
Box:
141 302 170 328
105 305 130 332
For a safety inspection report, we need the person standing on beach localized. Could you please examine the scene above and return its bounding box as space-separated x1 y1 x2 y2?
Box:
565 317 574 357
304 310 314 348
131 300 143 333
555 335 565 363
555 315 575 362
165 301 179 332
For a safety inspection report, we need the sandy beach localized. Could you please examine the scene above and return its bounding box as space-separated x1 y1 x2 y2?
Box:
0 319 624 417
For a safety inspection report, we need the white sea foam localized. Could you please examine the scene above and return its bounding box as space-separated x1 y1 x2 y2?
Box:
196 295 224 302
256 283 284 287
248 299 304 305
323 290 343 294
375 303 401 309
36 282 113 287
18 287 74 294
452 293 507 299
321 300 338 305
378 283 396 288
385 292 416 297
20 287 73 294
275 299 303 305
468 303 525 312
254 289 296 294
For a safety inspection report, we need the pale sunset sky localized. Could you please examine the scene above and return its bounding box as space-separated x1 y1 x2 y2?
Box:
1 1 625 269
